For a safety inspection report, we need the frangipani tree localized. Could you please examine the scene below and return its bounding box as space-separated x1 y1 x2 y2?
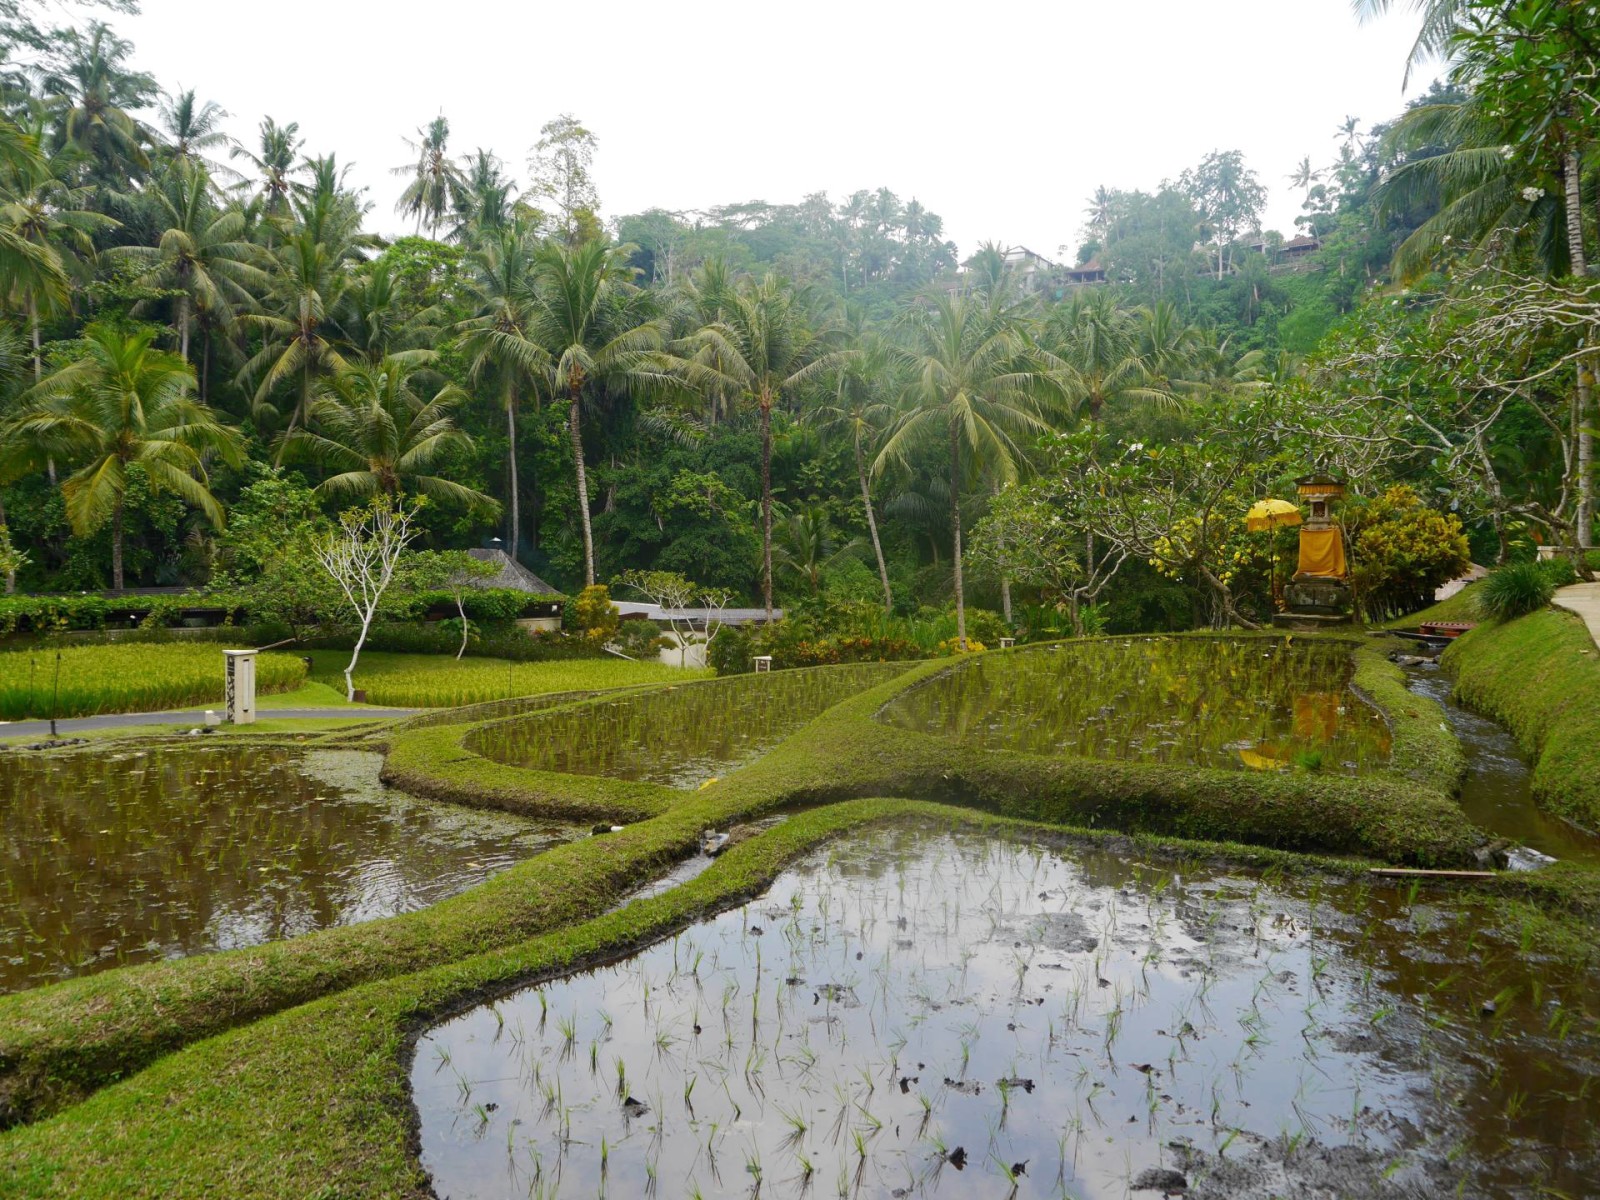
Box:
314 496 420 701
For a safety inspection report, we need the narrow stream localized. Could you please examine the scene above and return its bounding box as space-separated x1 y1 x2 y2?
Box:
1403 665 1600 864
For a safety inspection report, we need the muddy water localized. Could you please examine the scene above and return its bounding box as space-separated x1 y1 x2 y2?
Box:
0 747 575 992
1405 665 1600 865
468 663 908 789
412 825 1597 1199
879 638 1392 775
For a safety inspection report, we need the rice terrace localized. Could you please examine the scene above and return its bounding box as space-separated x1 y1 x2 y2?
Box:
2 1 1600 1197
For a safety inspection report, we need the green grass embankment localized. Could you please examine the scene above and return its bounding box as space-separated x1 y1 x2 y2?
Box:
1444 608 1600 830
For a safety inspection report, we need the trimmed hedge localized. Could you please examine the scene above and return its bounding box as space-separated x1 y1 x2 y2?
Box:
1444 608 1600 829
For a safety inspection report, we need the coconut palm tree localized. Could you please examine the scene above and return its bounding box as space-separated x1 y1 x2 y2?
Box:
677 274 845 617
240 179 369 432
1040 288 1174 423
1351 0 1463 86
448 148 517 243
13 324 241 589
111 164 270 366
528 239 672 587
810 316 897 610
38 22 155 191
875 293 1052 648
773 505 863 597
155 90 233 174
455 221 544 556
278 351 496 512
0 138 116 379
391 114 464 237
230 117 304 218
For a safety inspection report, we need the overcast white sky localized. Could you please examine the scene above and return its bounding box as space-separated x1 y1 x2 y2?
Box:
116 0 1437 259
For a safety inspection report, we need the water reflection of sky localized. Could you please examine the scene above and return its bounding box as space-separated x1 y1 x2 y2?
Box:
414 825 1594 1199
0 748 574 991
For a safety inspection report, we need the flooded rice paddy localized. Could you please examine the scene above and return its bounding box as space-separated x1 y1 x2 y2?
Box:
0 747 575 992
880 638 1393 775
468 663 908 789
413 824 1598 1199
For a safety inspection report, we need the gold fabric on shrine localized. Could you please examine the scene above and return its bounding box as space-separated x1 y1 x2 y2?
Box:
1296 528 1347 578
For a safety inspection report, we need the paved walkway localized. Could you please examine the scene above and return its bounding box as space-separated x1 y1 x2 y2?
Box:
0 706 415 740
1553 582 1600 648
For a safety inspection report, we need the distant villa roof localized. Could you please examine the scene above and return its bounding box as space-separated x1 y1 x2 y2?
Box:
466 548 562 595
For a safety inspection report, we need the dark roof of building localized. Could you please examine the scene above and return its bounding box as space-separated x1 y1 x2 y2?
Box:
1282 235 1321 251
466 548 562 595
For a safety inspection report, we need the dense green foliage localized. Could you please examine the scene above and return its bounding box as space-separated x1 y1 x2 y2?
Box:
6 0 1582 641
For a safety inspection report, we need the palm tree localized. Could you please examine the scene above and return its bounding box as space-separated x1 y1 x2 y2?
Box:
0 139 116 379
875 293 1053 648
241 179 368 432
391 114 464 237
1351 0 1463 87
528 239 671 587
678 274 844 617
155 90 233 173
1040 288 1175 423
278 352 497 511
455 221 543 556
230 117 304 218
773 506 862 597
111 164 270 366
39 23 156 191
14 324 241 589
811 317 896 610
448 148 517 243
1374 95 1566 281
1288 155 1320 195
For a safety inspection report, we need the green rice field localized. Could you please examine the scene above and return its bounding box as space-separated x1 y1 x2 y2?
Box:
0 643 307 720
305 650 709 708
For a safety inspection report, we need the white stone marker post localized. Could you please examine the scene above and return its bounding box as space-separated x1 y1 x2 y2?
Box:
223 649 258 724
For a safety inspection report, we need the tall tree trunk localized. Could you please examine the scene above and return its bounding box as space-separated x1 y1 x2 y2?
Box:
570 386 595 587
200 328 211 404
28 297 41 383
504 377 520 558
993 480 1012 625
949 423 966 649
1565 152 1594 544
0 496 11 594
176 294 190 362
760 385 774 621
111 495 125 592
854 430 892 612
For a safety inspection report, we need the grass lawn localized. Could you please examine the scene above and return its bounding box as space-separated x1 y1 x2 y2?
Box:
305 649 709 707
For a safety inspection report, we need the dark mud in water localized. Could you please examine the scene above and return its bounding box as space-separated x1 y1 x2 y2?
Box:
412 824 1598 1199
0 746 576 992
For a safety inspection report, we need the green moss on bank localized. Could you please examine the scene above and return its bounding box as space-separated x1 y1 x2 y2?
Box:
1444 608 1600 829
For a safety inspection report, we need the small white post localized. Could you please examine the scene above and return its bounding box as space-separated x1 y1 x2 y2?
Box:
223 649 258 724
753 655 773 674
998 637 1016 649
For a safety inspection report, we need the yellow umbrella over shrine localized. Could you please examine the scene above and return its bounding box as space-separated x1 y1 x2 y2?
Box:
1245 499 1302 609
1245 498 1303 532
